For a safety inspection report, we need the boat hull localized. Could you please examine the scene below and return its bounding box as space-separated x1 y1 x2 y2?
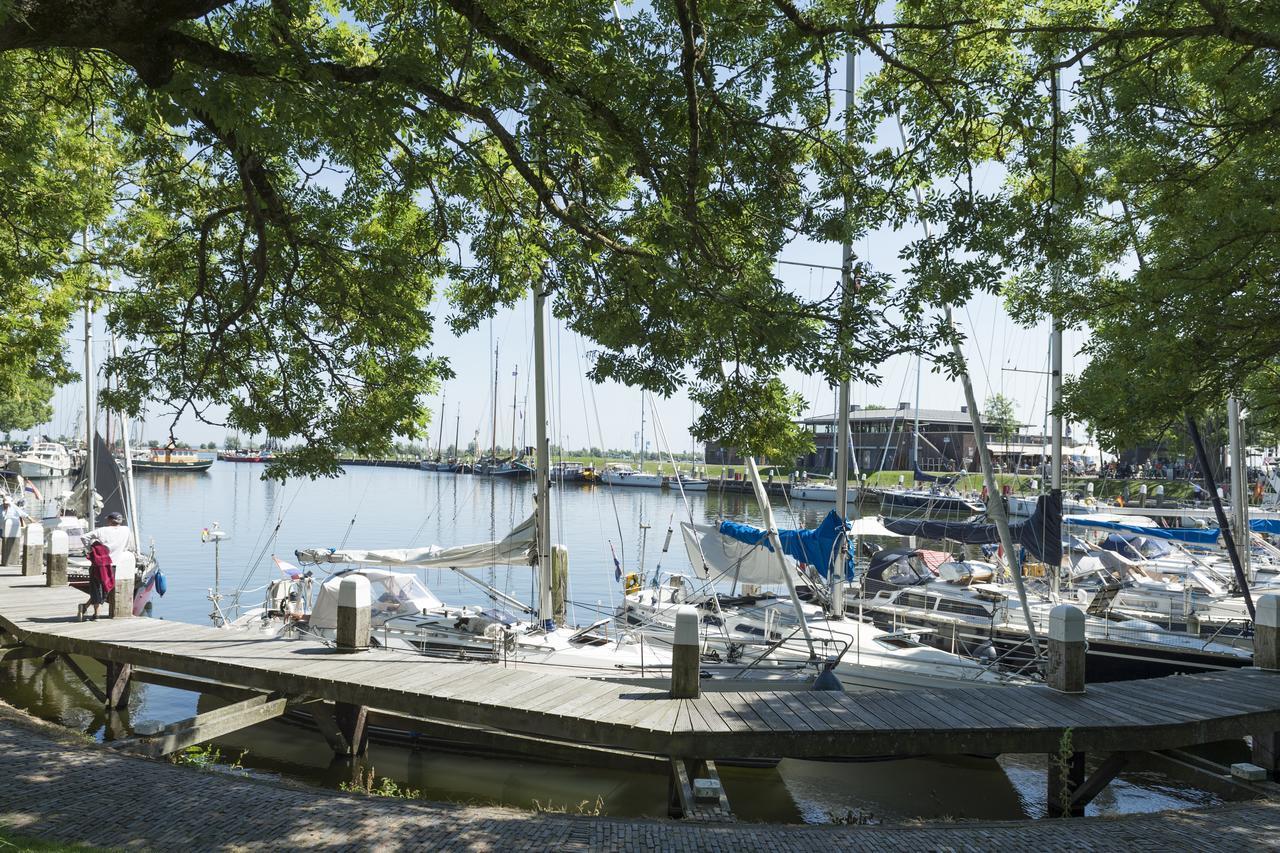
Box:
132 460 213 472
6 459 71 478
790 485 859 503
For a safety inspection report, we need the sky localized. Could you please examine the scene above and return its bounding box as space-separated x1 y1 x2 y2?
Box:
31 44 1096 456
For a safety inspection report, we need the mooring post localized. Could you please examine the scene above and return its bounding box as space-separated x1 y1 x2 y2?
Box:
108 572 134 619
1 515 20 567
670 604 700 699
333 702 370 757
1047 604 1086 693
1252 594 1279 776
336 574 370 652
21 522 44 578
45 529 68 587
551 544 568 626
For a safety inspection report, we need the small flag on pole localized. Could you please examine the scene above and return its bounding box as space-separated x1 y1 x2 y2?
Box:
609 540 622 581
23 481 42 502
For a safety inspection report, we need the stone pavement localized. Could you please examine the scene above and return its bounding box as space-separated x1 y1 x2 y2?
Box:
0 704 1276 852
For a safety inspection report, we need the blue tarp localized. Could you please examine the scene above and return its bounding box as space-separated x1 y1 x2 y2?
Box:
1064 516 1280 544
718 509 855 581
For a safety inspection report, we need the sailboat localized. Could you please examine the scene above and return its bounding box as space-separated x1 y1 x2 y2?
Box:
249 289 673 679
601 394 662 487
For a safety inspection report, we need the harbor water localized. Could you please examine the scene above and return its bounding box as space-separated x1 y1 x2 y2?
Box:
0 463 1237 822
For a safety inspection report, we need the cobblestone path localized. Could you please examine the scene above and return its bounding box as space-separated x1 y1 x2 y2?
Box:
0 704 1276 852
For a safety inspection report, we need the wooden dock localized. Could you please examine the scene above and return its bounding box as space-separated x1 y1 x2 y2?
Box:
2 563 1278 820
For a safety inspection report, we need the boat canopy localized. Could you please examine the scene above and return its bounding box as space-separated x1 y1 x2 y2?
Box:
309 568 443 630
1063 515 1280 544
1101 532 1173 560
881 492 1063 567
682 509 855 585
295 514 536 569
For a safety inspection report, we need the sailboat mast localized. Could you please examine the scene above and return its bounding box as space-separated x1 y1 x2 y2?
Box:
831 45 856 618
912 356 922 473
638 394 646 473
1229 397 1251 579
510 365 519 457
453 404 461 463
490 342 499 464
533 288 553 628
1050 65 1064 494
83 299 95 522
435 392 446 461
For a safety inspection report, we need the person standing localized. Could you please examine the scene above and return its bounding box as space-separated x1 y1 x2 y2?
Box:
79 512 134 620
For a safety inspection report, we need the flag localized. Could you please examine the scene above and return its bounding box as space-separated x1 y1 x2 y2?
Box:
23 482 41 502
609 540 622 581
274 555 303 580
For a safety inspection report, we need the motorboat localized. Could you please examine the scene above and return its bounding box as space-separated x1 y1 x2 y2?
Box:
6 442 73 478
601 464 662 488
130 446 213 472
790 481 858 503
667 473 709 492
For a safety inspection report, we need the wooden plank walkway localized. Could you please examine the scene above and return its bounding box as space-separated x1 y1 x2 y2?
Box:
2 567 1279 760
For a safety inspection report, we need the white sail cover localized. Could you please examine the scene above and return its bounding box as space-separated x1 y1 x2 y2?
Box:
681 521 792 585
295 514 536 569
848 516 898 538
309 568 443 630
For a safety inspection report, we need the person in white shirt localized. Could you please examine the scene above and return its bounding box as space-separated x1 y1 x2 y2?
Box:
1 495 29 525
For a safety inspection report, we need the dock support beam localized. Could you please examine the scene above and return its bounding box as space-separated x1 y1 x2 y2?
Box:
21 522 43 578
105 662 132 710
112 693 288 757
1047 604 1085 693
45 530 68 587
668 757 733 821
1046 750 1087 817
1253 594 1279 776
333 702 370 757
670 605 700 699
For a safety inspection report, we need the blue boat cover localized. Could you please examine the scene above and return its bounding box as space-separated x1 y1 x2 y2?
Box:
1062 516 1280 544
882 492 1063 567
718 509 854 580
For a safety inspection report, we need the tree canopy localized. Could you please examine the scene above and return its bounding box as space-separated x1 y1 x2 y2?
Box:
0 1 1276 474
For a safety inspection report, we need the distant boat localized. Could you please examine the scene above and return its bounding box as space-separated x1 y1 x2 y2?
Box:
218 449 274 463
601 464 662 488
6 441 73 479
131 447 213 472
790 482 858 503
667 473 709 492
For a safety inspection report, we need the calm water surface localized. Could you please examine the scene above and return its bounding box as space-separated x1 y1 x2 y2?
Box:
0 463 1232 821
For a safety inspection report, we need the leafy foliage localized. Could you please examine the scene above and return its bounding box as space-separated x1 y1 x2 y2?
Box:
1 1 1277 469
984 393 1019 444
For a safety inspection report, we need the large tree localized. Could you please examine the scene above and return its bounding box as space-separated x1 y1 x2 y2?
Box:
2 0 1277 476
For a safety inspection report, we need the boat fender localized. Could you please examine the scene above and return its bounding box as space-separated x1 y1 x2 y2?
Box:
154 570 168 597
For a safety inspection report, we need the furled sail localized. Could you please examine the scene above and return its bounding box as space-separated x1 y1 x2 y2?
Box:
883 492 1063 566
295 513 536 568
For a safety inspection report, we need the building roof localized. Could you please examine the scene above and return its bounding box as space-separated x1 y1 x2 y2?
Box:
802 407 995 428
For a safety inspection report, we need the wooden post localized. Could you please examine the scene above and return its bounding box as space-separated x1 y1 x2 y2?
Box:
45 529 68 587
106 661 132 710
1253 594 1279 777
1047 604 1086 693
551 544 568 627
2 515 20 567
1256 593 1279 671
108 574 134 619
670 605 700 699
334 702 369 756
336 574 370 652
1046 750 1087 818
21 522 44 577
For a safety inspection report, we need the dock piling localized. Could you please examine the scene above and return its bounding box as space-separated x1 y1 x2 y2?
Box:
670 605 700 699
1 516 19 567
45 529 68 587
1254 594 1279 777
108 574 134 619
21 522 43 578
1047 604 1085 694
336 575 370 652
